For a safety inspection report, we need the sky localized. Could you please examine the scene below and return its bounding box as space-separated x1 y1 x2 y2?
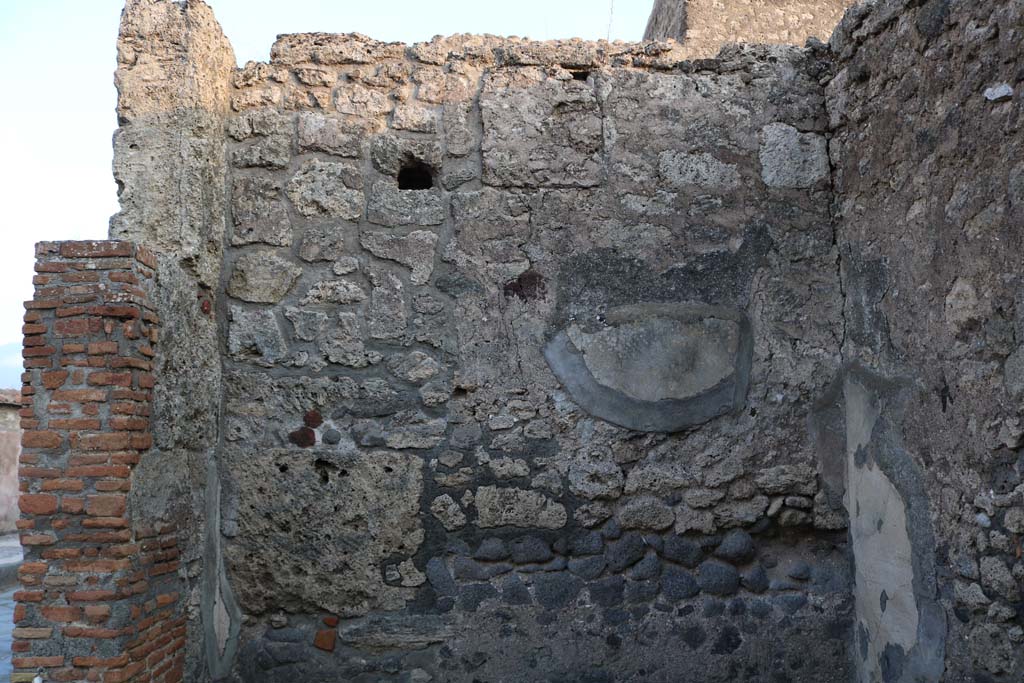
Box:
0 0 653 389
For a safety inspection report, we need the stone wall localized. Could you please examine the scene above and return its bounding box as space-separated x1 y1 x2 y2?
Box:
0 391 21 533
14 242 185 683
215 29 853 683
645 0 857 55
828 1 1024 680
15 1 1022 682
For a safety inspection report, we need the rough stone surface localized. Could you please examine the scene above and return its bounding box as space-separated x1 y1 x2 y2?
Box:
76 1 1024 681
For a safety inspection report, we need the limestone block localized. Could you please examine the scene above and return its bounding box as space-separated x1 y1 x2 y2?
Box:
759 123 829 188
481 75 603 188
474 486 567 529
228 307 288 366
227 250 302 303
361 230 439 285
287 159 365 219
367 182 446 227
231 177 292 247
297 112 366 157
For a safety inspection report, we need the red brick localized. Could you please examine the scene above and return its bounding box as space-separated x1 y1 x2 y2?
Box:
41 478 86 492
74 433 132 451
49 418 103 431
23 345 57 358
20 466 62 479
87 342 118 355
60 241 133 259
61 271 101 283
95 480 130 492
53 318 103 338
22 430 62 449
51 389 106 403
72 653 129 668
86 495 127 517
83 517 128 529
41 370 70 389
87 305 139 320
81 606 111 627
313 629 337 652
109 417 149 431
135 247 157 269
14 590 43 603
18 562 47 576
61 497 85 514
87 372 132 387
25 298 62 310
103 660 145 682
66 465 130 478
65 559 131 573
12 655 64 668
19 494 58 515
67 589 118 602
20 533 56 546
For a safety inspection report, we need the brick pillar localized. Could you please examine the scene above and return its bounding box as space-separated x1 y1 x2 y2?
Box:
15 242 184 683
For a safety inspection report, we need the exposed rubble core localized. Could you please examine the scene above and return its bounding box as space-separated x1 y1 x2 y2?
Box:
13 1 1024 682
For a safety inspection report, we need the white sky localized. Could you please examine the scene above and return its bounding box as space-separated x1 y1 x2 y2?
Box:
0 0 653 388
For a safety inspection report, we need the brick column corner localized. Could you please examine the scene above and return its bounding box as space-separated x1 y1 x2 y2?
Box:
15 241 184 683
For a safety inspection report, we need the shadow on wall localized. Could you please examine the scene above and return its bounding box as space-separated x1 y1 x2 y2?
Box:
0 391 20 534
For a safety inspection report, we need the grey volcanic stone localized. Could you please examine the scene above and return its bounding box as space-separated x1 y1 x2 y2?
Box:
663 536 703 568
533 572 583 610
662 566 700 601
625 579 660 604
787 561 812 581
459 583 498 611
510 536 553 564
590 576 625 607
775 594 808 615
697 560 740 596
425 558 457 597
628 553 662 581
474 538 510 561
570 531 604 556
499 575 532 606
714 530 755 564
606 533 646 572
741 564 769 594
568 556 606 580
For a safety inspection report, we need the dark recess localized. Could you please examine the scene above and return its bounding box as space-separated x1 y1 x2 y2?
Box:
398 160 435 190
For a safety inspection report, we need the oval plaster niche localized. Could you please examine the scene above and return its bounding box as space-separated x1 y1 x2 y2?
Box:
543 303 753 432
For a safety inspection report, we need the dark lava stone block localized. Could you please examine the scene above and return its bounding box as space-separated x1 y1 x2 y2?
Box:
714 529 755 563
697 560 740 596
663 535 703 568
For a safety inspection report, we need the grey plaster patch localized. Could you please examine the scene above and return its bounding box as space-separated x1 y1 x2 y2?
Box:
843 367 946 683
544 303 752 432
